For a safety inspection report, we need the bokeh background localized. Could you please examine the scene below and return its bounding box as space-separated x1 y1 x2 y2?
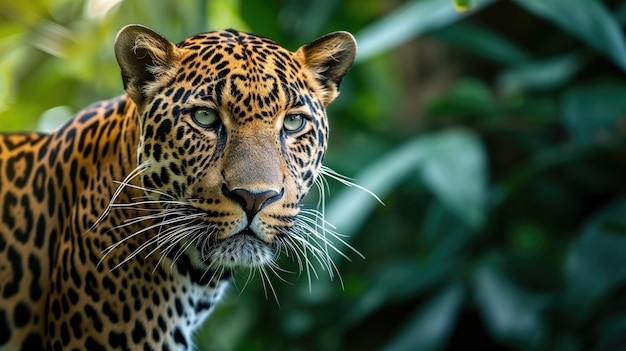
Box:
2 0 626 350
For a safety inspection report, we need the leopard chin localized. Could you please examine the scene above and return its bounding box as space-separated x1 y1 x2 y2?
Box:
185 229 277 269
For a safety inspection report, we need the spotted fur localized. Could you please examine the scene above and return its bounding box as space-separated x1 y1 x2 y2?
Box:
0 24 356 350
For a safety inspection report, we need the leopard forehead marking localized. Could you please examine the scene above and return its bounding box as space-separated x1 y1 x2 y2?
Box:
175 30 320 124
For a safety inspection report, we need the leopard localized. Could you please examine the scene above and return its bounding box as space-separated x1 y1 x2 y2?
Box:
0 24 357 350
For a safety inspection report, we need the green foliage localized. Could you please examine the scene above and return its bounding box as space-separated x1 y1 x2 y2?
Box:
3 0 626 350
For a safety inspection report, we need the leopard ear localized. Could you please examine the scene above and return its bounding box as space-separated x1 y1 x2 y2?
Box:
298 31 357 105
114 24 179 106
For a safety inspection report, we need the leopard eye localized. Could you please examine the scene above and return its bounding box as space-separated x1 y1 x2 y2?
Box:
192 107 218 128
283 114 305 132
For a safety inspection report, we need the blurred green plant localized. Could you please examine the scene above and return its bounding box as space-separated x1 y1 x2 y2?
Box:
3 0 626 350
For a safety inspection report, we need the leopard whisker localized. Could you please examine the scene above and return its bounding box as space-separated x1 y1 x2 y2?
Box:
152 220 206 261
235 266 257 297
151 224 197 260
293 219 349 264
258 265 280 306
201 262 228 289
291 210 361 288
106 209 191 234
164 220 217 270
319 165 384 205
291 230 344 287
91 161 150 231
108 199 191 208
279 230 322 290
284 229 331 273
282 235 306 274
294 225 348 288
101 211 196 269
109 219 195 271
107 210 191 246
313 169 331 210
112 180 175 200
298 209 364 259
299 208 338 231
120 218 202 270
167 226 208 269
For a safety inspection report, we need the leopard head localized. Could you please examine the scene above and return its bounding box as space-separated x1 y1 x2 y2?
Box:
113 25 356 271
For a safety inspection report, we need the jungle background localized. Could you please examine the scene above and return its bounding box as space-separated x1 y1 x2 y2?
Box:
2 0 626 350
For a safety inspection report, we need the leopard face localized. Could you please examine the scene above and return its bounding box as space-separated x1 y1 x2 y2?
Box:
113 25 356 271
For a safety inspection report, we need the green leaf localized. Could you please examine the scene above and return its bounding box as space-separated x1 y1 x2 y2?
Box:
428 78 497 118
496 53 587 95
595 315 626 351
325 128 487 251
382 284 464 351
207 0 251 31
418 129 488 229
561 81 626 146
421 201 473 253
473 258 546 348
435 23 531 65
355 0 496 62
324 136 426 241
344 257 459 327
563 198 626 321
513 0 626 72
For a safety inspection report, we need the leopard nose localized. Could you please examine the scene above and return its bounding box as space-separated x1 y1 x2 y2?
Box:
224 186 283 220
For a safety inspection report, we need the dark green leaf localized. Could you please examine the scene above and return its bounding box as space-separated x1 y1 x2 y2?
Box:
355 0 496 62
428 78 497 118
324 136 424 242
561 81 626 146
473 258 546 348
563 198 626 321
382 284 464 351
435 23 531 65
418 129 488 229
344 258 459 327
496 53 587 95
513 0 626 72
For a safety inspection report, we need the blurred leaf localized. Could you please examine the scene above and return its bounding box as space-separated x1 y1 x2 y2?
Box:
563 198 626 321
496 53 587 95
37 105 73 132
208 0 250 31
435 23 531 65
279 0 338 42
513 0 626 72
428 78 497 118
595 315 626 351
618 1 626 25
325 137 425 239
344 257 459 327
382 284 464 351
355 0 496 62
418 129 488 229
561 81 626 146
421 201 473 253
552 334 582 351
197 296 258 351
473 258 546 348
509 221 549 257
326 128 487 248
